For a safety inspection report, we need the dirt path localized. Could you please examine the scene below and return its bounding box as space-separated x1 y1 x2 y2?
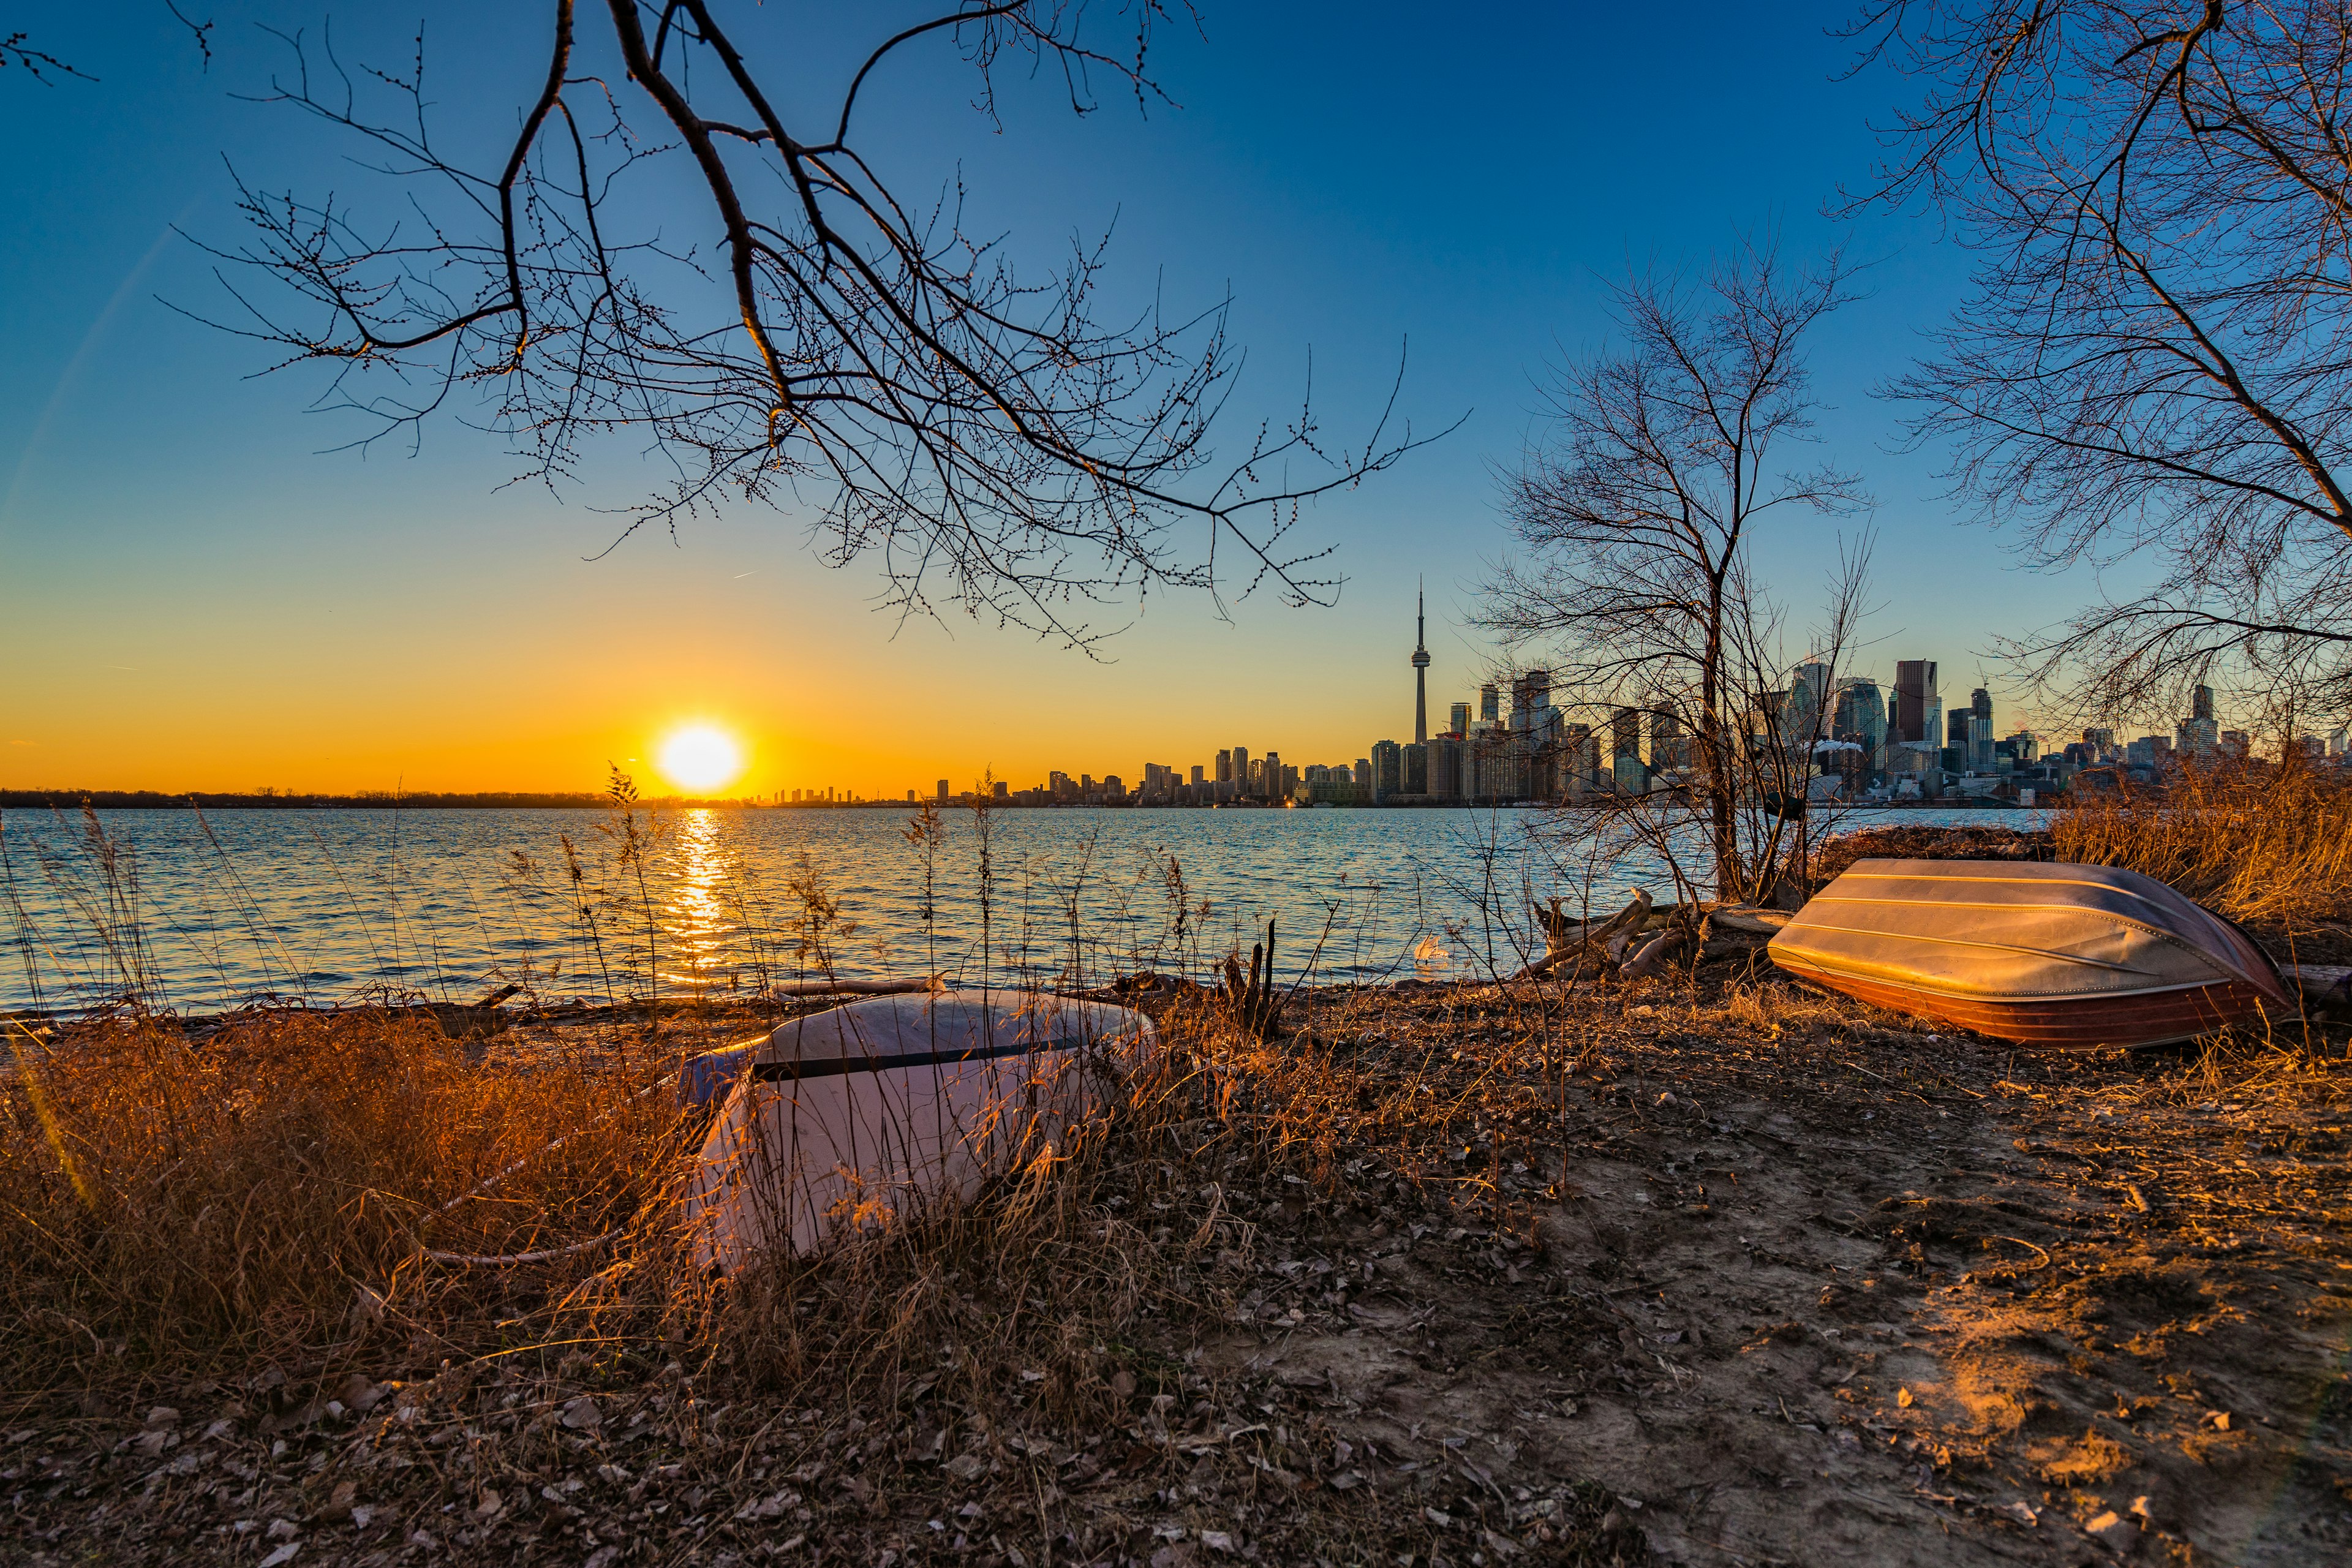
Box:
1206 986 2352 1565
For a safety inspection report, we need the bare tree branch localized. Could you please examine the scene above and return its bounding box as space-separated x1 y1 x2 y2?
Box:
1845 0 2352 731
181 2 1447 651
2 30 96 85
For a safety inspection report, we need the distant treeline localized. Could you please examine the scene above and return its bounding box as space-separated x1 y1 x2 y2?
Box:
0 790 761 811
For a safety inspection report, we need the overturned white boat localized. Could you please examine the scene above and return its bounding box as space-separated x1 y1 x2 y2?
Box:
679 989 1156 1270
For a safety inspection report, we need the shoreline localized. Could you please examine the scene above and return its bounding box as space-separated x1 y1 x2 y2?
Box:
2 791 2045 813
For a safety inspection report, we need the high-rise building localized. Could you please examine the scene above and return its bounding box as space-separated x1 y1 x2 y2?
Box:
1262 751 1283 802
1449 701 1472 737
1370 740 1401 803
2179 685 2220 757
1411 582 1431 745
1402 742 1428 794
1607 707 1645 794
1894 660 1939 745
1649 710 1689 774
1561 723 1600 801
1215 749 1232 784
1427 735 1463 799
1963 691 1995 773
1833 678 1888 776
1231 746 1250 795
1610 707 1642 760
1190 764 1205 786
1480 682 1501 723
1787 663 1831 743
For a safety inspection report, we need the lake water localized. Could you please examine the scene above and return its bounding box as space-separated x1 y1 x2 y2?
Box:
0 803 2045 1014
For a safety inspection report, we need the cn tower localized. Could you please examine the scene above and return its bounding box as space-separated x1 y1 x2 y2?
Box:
1411 579 1431 744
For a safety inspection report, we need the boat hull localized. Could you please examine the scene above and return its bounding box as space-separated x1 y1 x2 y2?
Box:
1771 954 2282 1049
1766 858 2293 1049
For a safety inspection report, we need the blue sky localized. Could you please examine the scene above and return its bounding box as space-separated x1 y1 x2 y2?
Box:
0 2 2100 793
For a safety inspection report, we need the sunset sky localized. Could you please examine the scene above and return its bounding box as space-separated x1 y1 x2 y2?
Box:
0 2 2117 798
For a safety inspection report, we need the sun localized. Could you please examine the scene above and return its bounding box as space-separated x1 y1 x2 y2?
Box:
657 725 745 793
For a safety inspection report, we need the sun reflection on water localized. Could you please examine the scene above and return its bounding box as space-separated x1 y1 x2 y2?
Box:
661 808 738 992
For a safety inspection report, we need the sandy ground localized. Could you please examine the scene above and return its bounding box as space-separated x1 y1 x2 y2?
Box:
8 975 2350 1567
1216 981 2352 1566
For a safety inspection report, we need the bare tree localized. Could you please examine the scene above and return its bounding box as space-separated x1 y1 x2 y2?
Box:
1846 0 2352 732
1479 243 1871 902
187 2 1439 649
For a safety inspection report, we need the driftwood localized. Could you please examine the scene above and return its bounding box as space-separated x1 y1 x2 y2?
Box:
1219 919 1284 1039
2285 965 2352 1016
1621 918 1701 980
1510 890 1656 982
1706 905 1794 937
1513 891 1793 984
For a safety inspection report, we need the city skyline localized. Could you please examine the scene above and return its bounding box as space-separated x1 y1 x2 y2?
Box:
744 604 2337 810
3 4 2123 799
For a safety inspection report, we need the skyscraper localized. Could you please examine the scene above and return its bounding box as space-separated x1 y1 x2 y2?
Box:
1449 701 1471 737
2178 684 2219 756
1411 582 1431 745
1480 682 1500 723
1608 707 1645 793
1610 706 1642 760
1428 734 1463 798
1511 669 1553 719
1649 710 1689 774
1894 660 1939 745
1833 678 1887 775
1787 662 1831 743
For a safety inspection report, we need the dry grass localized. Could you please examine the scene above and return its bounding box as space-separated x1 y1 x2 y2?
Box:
0 1010 677 1387
9 957 2352 1565
2053 755 2352 935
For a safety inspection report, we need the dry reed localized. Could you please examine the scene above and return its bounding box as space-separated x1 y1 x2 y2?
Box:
0 1009 676 1389
2052 755 2352 932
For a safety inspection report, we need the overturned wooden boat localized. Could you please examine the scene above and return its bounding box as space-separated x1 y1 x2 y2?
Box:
679 990 1155 1270
1767 859 2293 1049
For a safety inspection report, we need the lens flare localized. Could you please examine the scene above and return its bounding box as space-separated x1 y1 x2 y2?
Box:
657 725 744 793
